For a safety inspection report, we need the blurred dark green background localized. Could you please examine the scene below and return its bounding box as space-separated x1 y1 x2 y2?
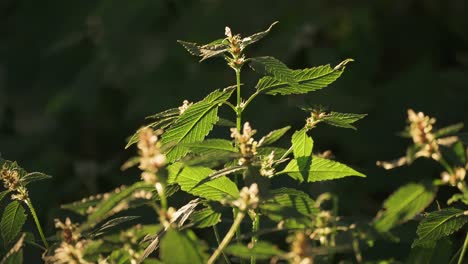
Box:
1 0 467 260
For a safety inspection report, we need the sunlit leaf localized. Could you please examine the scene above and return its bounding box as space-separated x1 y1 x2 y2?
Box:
412 208 468 248
168 163 239 201
249 56 297 85
258 126 291 146
279 156 365 182
374 182 437 233
19 172 52 186
161 87 235 162
256 59 353 95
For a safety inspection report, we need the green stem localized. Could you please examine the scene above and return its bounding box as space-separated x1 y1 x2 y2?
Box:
25 199 49 250
213 225 232 264
243 91 260 111
208 212 245 264
458 232 468 264
236 69 242 132
251 213 260 264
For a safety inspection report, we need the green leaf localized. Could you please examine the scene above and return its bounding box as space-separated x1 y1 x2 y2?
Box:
407 238 452 264
291 128 313 181
1 201 27 246
183 139 237 155
258 126 291 146
0 190 10 204
19 172 52 186
374 183 437 233
261 188 319 228
189 207 221 228
225 241 284 260
256 147 288 159
61 193 106 215
241 21 278 47
161 87 235 162
81 182 154 230
321 112 367 130
412 208 468 247
256 59 353 95
168 163 239 201
125 108 179 149
249 56 297 85
160 229 207 264
177 40 228 62
279 156 365 182
434 123 464 138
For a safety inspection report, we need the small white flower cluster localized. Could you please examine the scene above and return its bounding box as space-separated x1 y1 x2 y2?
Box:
1 161 29 202
231 122 258 165
441 167 466 189
137 128 166 184
230 183 259 211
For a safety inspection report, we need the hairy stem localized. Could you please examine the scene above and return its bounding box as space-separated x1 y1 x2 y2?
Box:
208 211 245 264
213 225 232 264
458 232 468 264
25 198 49 250
251 213 260 264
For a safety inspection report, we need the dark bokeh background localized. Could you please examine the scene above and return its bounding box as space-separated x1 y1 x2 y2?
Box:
1 0 467 260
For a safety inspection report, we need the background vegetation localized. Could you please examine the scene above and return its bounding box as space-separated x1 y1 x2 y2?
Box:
1 0 467 261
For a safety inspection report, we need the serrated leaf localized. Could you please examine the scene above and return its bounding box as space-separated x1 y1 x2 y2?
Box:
90 216 140 238
160 229 207 264
0 190 10 204
321 112 367 130
189 207 221 228
183 139 237 155
161 87 235 162
81 182 154 230
125 109 179 149
177 40 228 62
168 163 239 201
374 183 437 233
261 188 319 228
412 208 468 248
279 156 365 182
193 166 245 189
249 56 297 85
258 126 291 146
225 241 284 260
1 201 27 246
434 123 464 138
291 128 313 181
19 172 52 186
241 21 278 47
256 59 353 95
61 193 106 215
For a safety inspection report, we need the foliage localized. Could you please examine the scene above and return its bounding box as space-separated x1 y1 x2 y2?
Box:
6 20 468 264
